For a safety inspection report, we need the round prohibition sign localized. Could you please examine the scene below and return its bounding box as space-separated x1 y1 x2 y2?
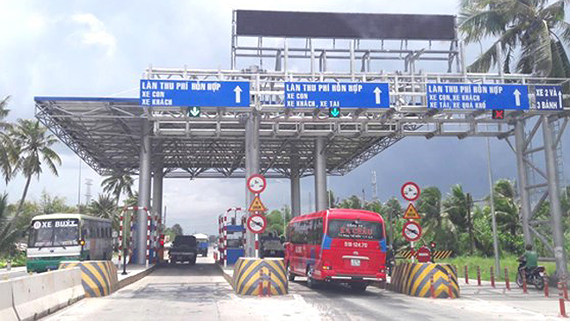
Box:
247 214 267 234
247 174 267 194
401 182 421 202
402 221 422 242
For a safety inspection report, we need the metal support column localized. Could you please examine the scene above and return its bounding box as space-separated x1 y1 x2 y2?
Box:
314 137 328 212
290 150 301 217
136 120 152 265
542 117 569 279
153 158 163 226
515 120 533 246
245 112 260 257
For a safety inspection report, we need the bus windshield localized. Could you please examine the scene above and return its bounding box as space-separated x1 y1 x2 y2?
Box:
28 219 79 248
327 219 383 240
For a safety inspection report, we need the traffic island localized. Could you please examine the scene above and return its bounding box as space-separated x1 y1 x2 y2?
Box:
232 258 288 296
389 262 459 298
59 261 119 297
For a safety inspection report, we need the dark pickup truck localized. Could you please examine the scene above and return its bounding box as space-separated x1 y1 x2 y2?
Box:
169 235 198 265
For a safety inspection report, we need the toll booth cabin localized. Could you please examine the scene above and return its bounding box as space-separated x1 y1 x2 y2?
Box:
218 208 246 266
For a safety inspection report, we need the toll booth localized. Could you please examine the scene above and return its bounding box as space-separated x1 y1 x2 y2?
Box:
218 207 246 266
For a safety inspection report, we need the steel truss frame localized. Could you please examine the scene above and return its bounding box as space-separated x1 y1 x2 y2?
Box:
507 115 570 272
36 69 569 180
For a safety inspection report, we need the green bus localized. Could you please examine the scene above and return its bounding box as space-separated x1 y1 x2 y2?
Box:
27 213 113 272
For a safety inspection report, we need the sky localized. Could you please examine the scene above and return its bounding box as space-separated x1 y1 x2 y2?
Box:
1 0 569 236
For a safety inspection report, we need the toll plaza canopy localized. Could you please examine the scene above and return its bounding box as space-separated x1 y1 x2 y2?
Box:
34 95 404 178
34 9 570 269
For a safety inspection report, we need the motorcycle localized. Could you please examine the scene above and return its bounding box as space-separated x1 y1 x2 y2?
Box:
516 258 545 290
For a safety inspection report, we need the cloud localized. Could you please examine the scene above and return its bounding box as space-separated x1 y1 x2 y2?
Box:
71 13 116 56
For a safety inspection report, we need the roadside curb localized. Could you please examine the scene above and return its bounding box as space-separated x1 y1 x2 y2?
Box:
216 263 234 289
118 264 157 289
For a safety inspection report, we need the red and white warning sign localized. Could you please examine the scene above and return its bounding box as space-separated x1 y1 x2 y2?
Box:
247 214 267 234
402 221 422 242
247 174 267 194
401 182 420 202
248 195 267 213
403 203 421 220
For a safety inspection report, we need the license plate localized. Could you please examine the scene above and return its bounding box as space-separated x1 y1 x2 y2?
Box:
351 259 361 267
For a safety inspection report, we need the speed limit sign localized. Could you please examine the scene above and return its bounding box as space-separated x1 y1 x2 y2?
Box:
246 214 267 234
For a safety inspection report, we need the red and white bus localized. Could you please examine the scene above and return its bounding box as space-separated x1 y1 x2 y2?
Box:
285 208 387 292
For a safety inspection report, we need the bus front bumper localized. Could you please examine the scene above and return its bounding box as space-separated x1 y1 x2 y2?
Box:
26 256 81 272
319 270 387 282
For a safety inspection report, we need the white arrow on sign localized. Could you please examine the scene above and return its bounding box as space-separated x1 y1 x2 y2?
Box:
513 89 521 106
374 87 382 104
189 107 200 116
234 86 242 103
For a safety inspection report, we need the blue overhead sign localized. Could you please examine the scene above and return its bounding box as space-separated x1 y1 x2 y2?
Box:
535 85 563 110
140 80 250 107
427 83 529 110
284 82 390 108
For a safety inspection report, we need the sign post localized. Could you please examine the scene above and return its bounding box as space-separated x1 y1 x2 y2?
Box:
401 182 422 263
246 174 268 258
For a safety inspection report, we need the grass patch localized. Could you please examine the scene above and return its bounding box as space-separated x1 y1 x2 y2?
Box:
397 255 556 282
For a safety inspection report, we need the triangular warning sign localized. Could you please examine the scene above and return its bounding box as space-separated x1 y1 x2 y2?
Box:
403 203 421 220
248 195 267 212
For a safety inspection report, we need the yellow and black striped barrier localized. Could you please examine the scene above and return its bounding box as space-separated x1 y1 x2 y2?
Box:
59 261 119 297
390 262 459 298
232 258 288 296
432 250 453 260
396 250 453 260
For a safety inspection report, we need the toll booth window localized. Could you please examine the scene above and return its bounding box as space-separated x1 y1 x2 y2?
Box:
327 219 383 240
226 239 242 248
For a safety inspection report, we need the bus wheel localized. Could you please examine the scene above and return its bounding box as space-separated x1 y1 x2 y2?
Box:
287 264 295 282
306 266 317 289
350 282 367 292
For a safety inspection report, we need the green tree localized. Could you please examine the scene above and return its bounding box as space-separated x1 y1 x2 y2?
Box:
0 96 16 184
171 224 183 236
339 195 363 209
443 185 475 254
0 194 21 256
122 191 138 208
88 193 119 230
39 191 75 214
10 119 61 216
384 197 403 248
459 0 570 77
101 172 134 206
416 187 459 253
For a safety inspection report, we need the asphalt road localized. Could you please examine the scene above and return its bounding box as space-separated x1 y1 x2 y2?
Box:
43 257 549 321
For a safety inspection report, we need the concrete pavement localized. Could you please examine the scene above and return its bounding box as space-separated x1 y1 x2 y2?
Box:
42 256 322 321
41 255 564 320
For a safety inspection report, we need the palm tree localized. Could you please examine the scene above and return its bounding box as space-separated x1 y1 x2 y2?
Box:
101 172 134 206
492 179 520 235
417 187 459 252
0 96 14 183
443 185 475 254
459 0 570 77
0 194 20 255
89 193 119 230
383 198 403 247
10 119 61 216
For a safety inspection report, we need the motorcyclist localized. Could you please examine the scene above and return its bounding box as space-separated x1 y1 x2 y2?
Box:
519 244 538 277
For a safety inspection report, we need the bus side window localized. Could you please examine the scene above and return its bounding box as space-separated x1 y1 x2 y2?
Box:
314 218 323 244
